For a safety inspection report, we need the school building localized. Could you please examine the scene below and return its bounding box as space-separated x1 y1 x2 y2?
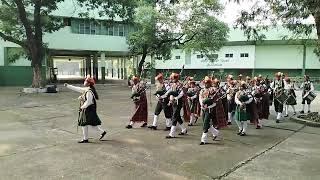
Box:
0 1 319 86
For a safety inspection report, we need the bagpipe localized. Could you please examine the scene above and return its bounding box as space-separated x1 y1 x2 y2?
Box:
201 87 227 109
131 84 150 102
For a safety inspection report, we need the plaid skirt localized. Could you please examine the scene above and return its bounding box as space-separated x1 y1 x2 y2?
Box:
130 92 148 123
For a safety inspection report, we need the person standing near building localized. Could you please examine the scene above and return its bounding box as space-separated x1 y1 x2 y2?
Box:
252 77 268 128
199 76 222 145
226 80 238 125
300 75 315 114
161 73 188 139
126 76 148 129
284 77 297 117
149 73 172 130
186 77 201 126
270 72 285 123
235 81 253 136
64 75 106 143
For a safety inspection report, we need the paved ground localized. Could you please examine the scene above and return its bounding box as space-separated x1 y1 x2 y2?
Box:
0 85 319 180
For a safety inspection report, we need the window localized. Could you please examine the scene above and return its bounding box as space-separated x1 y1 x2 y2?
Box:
79 22 85 34
85 22 90 34
197 54 204 58
225 53 233 58
119 24 124 36
175 56 181 59
63 18 71 26
107 26 113 36
113 24 119 36
240 53 249 58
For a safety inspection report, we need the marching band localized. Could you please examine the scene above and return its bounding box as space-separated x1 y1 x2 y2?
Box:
66 72 317 144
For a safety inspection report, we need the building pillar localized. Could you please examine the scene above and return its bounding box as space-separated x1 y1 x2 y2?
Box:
100 52 106 82
302 44 306 76
85 56 92 76
93 54 98 80
117 58 120 79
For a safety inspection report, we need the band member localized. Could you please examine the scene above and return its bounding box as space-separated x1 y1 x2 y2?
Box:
235 81 253 136
148 73 172 130
284 77 297 117
252 77 268 128
161 73 188 138
212 78 228 129
238 74 243 82
199 77 222 145
64 75 106 143
126 76 148 129
226 80 238 125
300 75 315 114
270 72 285 123
186 77 201 126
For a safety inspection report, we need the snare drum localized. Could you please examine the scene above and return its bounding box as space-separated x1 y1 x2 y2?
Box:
304 91 317 102
275 92 288 104
286 95 297 105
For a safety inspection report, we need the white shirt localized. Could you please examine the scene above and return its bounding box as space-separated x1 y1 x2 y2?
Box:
66 85 94 109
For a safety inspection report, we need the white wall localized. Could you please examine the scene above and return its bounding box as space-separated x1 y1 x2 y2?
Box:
155 46 255 69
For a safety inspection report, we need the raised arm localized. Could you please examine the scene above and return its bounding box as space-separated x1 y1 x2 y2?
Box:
65 84 87 93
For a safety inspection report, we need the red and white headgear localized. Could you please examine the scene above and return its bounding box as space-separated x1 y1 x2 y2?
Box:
131 76 140 83
170 73 180 80
155 73 164 81
85 75 95 86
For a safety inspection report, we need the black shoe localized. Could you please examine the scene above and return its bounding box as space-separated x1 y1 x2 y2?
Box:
78 139 89 143
178 130 187 135
150 126 157 130
276 120 280 123
240 132 246 136
164 127 171 131
200 142 206 145
227 122 232 125
308 111 311 113
194 118 198 124
293 112 297 115
284 115 289 117
147 125 153 129
166 135 174 139
256 125 261 129
141 123 147 128
237 131 242 135
99 131 106 140
126 125 133 129
300 111 305 114
188 123 193 126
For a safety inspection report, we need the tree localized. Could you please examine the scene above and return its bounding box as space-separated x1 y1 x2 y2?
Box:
232 0 320 56
0 0 136 87
127 0 229 76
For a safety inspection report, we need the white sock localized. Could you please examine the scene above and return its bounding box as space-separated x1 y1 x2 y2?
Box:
169 126 176 137
201 132 208 143
302 104 305 111
228 113 232 123
210 125 220 137
152 115 159 127
179 123 187 133
92 125 105 133
166 118 172 127
292 105 296 113
257 119 262 127
129 121 134 126
235 120 242 132
285 105 289 115
242 121 248 133
189 113 194 124
277 112 282 120
308 104 311 112
82 126 89 140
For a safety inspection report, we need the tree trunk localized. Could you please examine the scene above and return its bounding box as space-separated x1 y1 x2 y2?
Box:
314 12 320 57
137 49 148 77
32 63 42 88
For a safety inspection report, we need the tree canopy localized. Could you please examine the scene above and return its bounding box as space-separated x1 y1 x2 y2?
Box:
232 0 320 56
127 0 229 75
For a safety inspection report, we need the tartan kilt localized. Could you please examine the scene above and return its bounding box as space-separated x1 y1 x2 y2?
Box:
246 101 259 124
235 106 248 122
261 94 270 119
212 100 227 128
183 95 191 122
130 92 148 123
